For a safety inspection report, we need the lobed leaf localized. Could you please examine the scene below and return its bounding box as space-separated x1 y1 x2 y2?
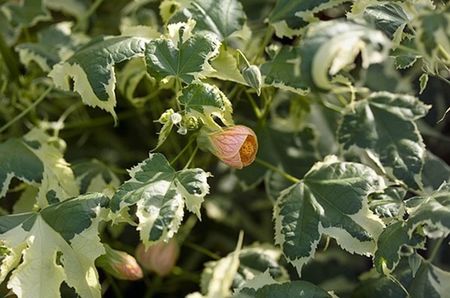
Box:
0 129 78 208
413 5 450 74
274 156 385 275
169 0 247 42
338 92 430 189
1 0 50 27
260 46 310 95
0 193 109 298
49 36 148 121
268 0 347 38
110 153 210 245
145 22 220 84
16 22 86 72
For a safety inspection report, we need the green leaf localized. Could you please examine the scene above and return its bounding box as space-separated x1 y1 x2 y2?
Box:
0 129 78 208
169 0 247 41
260 46 309 95
197 232 243 297
0 193 109 298
145 22 220 83
72 159 120 195
355 258 450 298
44 0 88 21
273 156 385 275
414 5 450 74
117 58 155 105
1 0 50 27
422 151 450 191
407 183 450 238
299 20 391 90
233 245 287 290
110 153 210 244
338 92 430 189
49 36 148 121
391 38 420 70
419 73 429 94
236 278 332 298
268 0 347 38
362 3 410 45
178 82 233 128
373 221 424 275
16 22 85 72
369 187 406 221
206 45 247 85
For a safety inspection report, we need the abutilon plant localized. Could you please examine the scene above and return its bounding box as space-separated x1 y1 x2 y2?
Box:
0 0 449 297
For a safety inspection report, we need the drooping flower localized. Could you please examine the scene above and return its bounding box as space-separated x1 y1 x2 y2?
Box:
96 244 143 280
135 239 179 277
198 125 258 169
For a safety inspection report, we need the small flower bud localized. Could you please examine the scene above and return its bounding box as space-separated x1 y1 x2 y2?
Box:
197 125 258 169
242 65 262 95
96 244 143 280
135 239 179 277
177 126 187 135
170 112 183 124
158 109 174 123
184 115 199 130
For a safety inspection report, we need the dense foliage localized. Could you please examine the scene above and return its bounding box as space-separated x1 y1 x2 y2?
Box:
0 0 449 297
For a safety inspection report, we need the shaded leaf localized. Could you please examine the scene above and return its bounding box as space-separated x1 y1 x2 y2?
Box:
338 92 430 189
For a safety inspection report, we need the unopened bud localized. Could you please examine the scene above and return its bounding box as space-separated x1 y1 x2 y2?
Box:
197 125 258 169
158 109 174 123
96 244 143 280
171 112 182 124
184 115 199 130
242 65 262 95
135 239 179 277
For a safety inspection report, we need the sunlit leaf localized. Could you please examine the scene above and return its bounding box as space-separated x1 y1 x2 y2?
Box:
145 22 220 83
0 193 108 298
274 156 385 275
0 129 78 208
110 153 210 244
49 36 148 121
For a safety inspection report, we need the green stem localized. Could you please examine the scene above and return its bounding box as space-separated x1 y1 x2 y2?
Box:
75 0 105 31
184 241 220 260
252 26 274 64
144 276 162 298
183 145 198 169
105 274 123 298
0 86 52 134
0 30 20 80
170 136 196 165
428 238 444 263
237 49 251 67
255 158 301 184
245 91 261 118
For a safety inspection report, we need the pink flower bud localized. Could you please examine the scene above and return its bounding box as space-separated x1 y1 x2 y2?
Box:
198 125 258 169
135 239 179 277
96 245 143 280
